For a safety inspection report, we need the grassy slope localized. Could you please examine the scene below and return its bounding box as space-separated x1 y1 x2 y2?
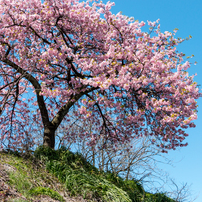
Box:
0 146 176 202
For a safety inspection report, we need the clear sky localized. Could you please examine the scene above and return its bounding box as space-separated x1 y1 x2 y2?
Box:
102 0 202 201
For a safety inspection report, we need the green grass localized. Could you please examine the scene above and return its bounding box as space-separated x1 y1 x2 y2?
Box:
9 170 33 198
0 150 65 202
29 187 65 201
0 147 176 202
33 146 175 202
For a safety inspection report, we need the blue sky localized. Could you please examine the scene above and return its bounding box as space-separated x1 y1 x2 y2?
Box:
103 0 202 201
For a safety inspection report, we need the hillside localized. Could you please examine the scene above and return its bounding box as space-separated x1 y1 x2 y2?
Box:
0 147 176 202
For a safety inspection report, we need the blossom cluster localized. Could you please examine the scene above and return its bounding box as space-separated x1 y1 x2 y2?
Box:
0 0 200 151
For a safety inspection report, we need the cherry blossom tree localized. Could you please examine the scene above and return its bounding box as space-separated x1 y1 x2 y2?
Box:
0 0 200 150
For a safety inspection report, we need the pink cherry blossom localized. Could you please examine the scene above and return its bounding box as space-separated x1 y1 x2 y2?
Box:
0 0 201 152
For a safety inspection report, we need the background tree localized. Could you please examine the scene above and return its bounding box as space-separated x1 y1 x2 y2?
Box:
0 0 200 151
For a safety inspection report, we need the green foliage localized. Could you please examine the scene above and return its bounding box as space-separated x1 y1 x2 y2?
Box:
29 187 65 201
8 166 65 201
122 180 144 201
0 150 65 202
34 146 131 201
34 146 175 202
0 148 176 202
144 192 176 202
9 171 32 197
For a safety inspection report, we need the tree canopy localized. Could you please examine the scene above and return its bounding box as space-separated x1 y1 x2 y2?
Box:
0 0 200 151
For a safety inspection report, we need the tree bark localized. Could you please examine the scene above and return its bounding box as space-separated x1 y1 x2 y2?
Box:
43 125 56 149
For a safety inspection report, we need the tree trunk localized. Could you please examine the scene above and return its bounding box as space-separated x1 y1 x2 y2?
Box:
43 126 56 149
92 147 95 167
